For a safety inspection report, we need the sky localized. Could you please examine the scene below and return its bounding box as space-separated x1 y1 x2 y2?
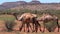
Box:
0 0 60 5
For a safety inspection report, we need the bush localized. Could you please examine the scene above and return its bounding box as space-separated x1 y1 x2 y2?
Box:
44 20 57 32
5 21 16 32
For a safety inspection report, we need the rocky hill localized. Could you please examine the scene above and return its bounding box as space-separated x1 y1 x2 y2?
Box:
0 1 60 10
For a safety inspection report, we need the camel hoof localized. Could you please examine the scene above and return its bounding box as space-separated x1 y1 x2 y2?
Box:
58 30 59 32
36 31 37 32
32 30 35 32
19 29 21 32
27 30 29 32
42 31 44 33
40 29 42 31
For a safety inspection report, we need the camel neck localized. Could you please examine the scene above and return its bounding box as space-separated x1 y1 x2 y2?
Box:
13 14 18 20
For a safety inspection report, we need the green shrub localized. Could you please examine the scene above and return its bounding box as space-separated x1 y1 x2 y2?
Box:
44 20 57 32
5 21 16 32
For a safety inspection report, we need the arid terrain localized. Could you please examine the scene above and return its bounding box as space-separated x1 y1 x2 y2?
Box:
0 1 60 34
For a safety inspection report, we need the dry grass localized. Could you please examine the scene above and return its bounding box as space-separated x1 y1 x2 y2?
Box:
0 14 15 21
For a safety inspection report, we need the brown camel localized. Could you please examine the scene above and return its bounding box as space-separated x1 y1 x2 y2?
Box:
12 13 41 32
39 13 59 32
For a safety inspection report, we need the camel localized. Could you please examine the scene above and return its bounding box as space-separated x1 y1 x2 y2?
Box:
12 13 41 32
39 13 59 32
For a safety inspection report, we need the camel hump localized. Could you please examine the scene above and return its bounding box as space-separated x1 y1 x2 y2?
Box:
40 14 53 21
22 13 37 18
18 13 33 20
44 15 53 19
18 13 37 21
32 14 37 18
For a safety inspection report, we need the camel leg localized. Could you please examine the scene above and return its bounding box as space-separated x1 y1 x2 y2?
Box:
32 23 35 32
23 22 28 32
34 22 38 32
32 21 38 32
58 24 59 32
35 24 38 32
34 21 41 32
26 23 30 32
32 22 37 32
39 25 41 31
27 23 29 32
23 23 27 32
24 22 32 32
57 23 59 32
37 23 41 32
27 23 34 32
29 23 36 32
42 23 45 32
28 23 35 32
58 26 59 32
29 23 33 32
32 22 38 32
32 18 36 32
43 26 45 32
56 19 59 32
19 22 24 32
36 21 41 32
24 23 26 32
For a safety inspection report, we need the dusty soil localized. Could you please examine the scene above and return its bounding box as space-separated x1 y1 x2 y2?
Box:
0 31 60 34
0 20 60 34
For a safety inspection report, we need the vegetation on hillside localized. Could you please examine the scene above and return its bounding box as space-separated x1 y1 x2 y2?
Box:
0 9 60 19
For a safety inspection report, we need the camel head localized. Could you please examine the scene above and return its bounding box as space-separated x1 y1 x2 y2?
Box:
12 12 20 20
